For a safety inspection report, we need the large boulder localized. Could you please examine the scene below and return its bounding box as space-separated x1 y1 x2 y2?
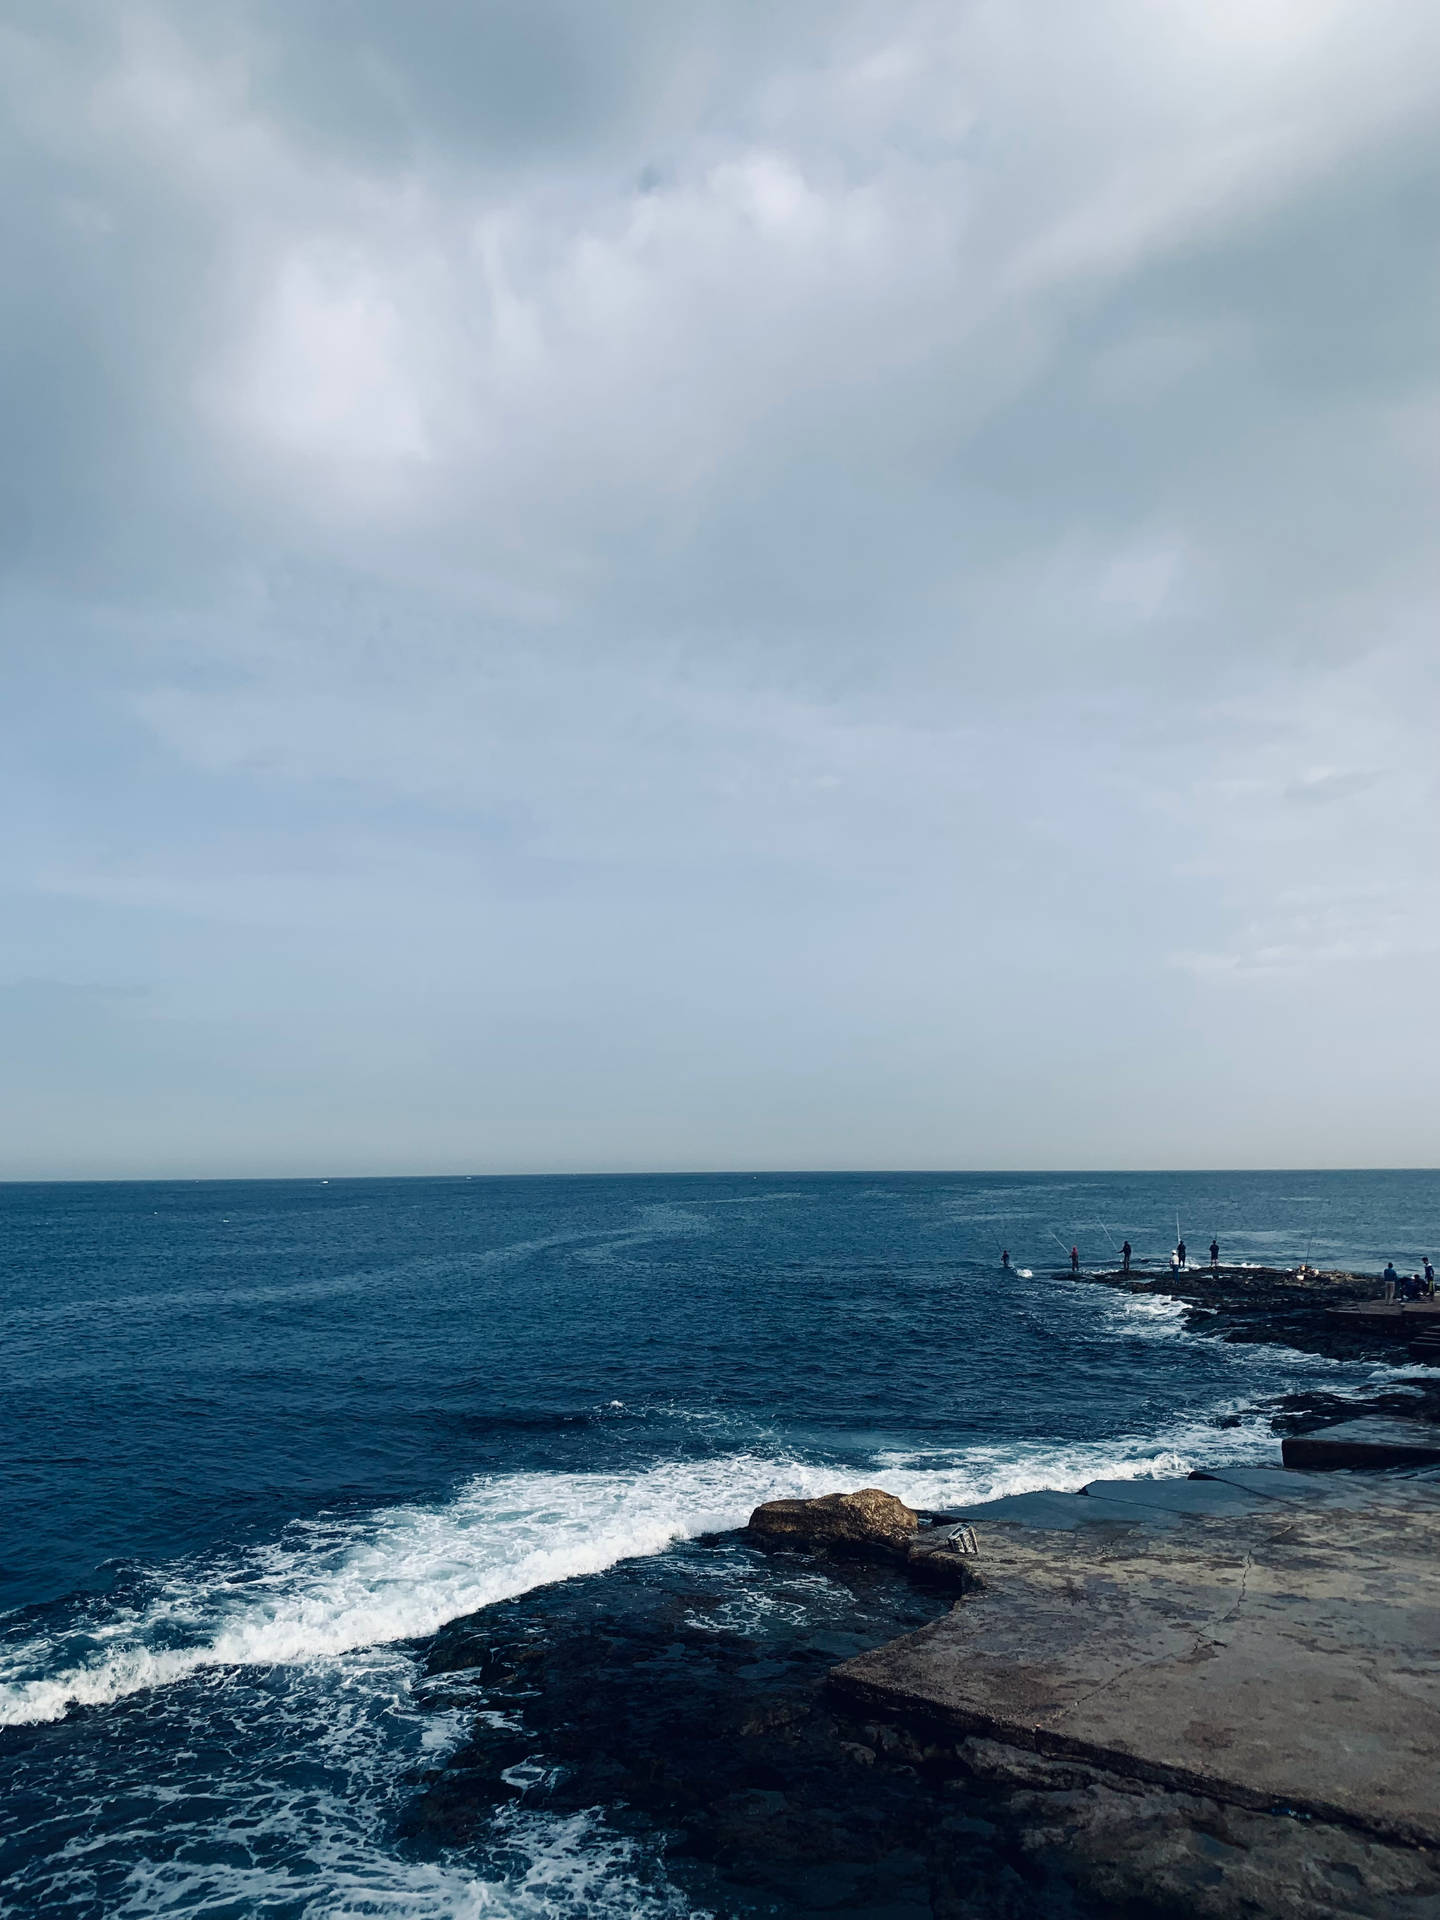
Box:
745 1488 919 1557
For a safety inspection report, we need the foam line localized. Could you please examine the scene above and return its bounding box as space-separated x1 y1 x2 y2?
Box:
0 1454 833 1725
0 1407 1304 1729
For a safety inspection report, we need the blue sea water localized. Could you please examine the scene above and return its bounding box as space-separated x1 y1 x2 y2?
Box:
1 1169 1436 1916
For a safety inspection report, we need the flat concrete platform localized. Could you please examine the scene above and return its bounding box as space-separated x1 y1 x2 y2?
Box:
1331 1300 1440 1319
1282 1416 1440 1470
832 1473 1440 1847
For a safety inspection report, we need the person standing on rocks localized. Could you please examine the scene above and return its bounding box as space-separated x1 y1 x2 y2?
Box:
1425 1257 1435 1295
1177 1238 1187 1269
1001 1249 1010 1270
1121 1241 1132 1273
1070 1245 1080 1273
1209 1238 1220 1270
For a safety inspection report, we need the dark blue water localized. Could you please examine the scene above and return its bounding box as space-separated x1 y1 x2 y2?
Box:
1 1171 1435 1915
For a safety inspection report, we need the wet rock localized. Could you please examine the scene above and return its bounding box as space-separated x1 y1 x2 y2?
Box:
404 1542 1096 1918
746 1487 920 1557
1071 1264 1426 1370
1010 1776 1440 1920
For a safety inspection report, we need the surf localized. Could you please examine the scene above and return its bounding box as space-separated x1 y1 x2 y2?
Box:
0 1390 1326 1729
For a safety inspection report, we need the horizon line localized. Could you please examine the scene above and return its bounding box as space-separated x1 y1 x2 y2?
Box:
2 1165 1437 1188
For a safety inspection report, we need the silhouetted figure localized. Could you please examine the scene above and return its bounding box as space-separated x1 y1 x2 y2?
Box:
1425 1257 1435 1294
1209 1239 1219 1269
1001 1249 1010 1270
1121 1241 1132 1273
1384 1261 1398 1302
1070 1245 1080 1273
1177 1239 1187 1269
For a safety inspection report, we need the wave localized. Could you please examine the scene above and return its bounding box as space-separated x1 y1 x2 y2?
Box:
0 1393 1311 1730
0 1453 840 1726
868 1397 1290 1501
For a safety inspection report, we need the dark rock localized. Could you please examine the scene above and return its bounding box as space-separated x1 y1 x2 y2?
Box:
406 1523 1440 1917
403 1543 1100 1917
1009 1774 1440 1920
1068 1265 1418 1368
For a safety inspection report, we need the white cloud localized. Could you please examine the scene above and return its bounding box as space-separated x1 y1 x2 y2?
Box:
2 0 1439 1170
228 245 431 470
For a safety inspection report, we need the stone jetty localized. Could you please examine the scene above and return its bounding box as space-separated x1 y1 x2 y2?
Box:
832 1467 1440 1847
822 1464 1440 1913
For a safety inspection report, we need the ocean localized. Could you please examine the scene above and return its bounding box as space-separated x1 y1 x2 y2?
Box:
1 1170 1435 1916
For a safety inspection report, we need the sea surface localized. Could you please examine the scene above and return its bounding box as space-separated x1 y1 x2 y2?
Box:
1 1170 1435 1916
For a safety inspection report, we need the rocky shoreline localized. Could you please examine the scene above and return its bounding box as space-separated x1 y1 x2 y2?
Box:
404 1541 1113 1918
401 1271 1440 1919
1071 1262 1440 1430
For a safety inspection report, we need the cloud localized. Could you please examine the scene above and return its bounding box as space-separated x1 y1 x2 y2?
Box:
2 0 1438 1171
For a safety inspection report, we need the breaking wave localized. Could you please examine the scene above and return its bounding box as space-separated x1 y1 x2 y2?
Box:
0 1401 1308 1729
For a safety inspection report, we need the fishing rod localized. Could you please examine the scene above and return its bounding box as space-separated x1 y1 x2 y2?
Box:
1096 1220 1118 1251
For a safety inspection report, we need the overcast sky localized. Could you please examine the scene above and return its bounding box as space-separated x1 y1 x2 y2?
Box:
3 0 1438 1178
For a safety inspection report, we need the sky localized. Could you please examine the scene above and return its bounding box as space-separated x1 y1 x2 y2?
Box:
3 0 1438 1179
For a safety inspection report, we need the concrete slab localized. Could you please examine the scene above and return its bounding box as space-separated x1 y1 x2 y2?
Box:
1281 1417 1440 1470
944 1490 1122 1531
1189 1465 1314 1500
1077 1477 1273 1521
1191 1465 1428 1509
831 1478 1440 1847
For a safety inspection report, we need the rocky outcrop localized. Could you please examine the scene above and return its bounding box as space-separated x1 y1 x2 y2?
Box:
745 1488 919 1557
1072 1264 1396 1366
410 1538 1436 1920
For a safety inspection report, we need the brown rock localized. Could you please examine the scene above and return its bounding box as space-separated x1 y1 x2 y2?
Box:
745 1488 919 1557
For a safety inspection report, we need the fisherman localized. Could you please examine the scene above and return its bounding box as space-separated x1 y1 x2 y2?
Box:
1425 1257 1435 1294
1209 1238 1219 1270
1384 1261 1398 1303
1070 1245 1080 1273
1177 1238 1187 1269
1001 1249 1010 1270
1121 1241 1132 1273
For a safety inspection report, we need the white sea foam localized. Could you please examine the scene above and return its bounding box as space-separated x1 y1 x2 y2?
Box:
0 1453 844 1726
113 1801 695 1920
0 1397 1307 1731
869 1406 1285 1505
16 1648 697 1920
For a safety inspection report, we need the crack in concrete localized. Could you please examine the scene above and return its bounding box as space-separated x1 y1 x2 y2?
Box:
1048 1554 1258 1729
